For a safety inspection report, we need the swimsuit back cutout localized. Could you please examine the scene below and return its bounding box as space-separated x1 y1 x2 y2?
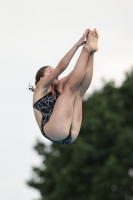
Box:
33 89 72 144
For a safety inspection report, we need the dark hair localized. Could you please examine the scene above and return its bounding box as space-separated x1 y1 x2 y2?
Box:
28 66 50 92
35 66 50 85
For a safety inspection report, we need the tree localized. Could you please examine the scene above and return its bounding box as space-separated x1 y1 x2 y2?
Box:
27 69 133 200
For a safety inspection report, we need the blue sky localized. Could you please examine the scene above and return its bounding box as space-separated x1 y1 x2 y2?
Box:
0 0 133 199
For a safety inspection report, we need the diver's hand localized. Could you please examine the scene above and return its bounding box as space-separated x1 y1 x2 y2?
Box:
75 29 91 48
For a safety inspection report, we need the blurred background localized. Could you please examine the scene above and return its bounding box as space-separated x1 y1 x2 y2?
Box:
0 0 133 199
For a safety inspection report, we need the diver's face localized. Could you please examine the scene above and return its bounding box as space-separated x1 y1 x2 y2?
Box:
45 67 59 84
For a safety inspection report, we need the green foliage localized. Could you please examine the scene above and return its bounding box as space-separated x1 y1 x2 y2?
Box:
27 69 133 200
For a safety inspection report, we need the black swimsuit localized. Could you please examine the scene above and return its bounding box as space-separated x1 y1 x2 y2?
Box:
33 89 72 144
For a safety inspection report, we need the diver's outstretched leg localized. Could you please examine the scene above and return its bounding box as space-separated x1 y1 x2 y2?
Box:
67 29 99 142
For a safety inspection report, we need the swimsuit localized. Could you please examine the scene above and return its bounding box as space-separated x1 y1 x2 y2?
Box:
33 89 72 144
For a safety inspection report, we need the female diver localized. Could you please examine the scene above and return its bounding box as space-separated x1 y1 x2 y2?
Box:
31 28 99 145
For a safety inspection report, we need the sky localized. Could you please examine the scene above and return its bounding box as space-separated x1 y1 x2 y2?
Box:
0 0 133 199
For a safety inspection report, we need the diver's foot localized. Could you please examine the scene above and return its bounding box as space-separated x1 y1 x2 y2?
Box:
85 28 99 53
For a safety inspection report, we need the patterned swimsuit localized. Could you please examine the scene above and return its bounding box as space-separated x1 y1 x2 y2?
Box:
33 89 72 144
